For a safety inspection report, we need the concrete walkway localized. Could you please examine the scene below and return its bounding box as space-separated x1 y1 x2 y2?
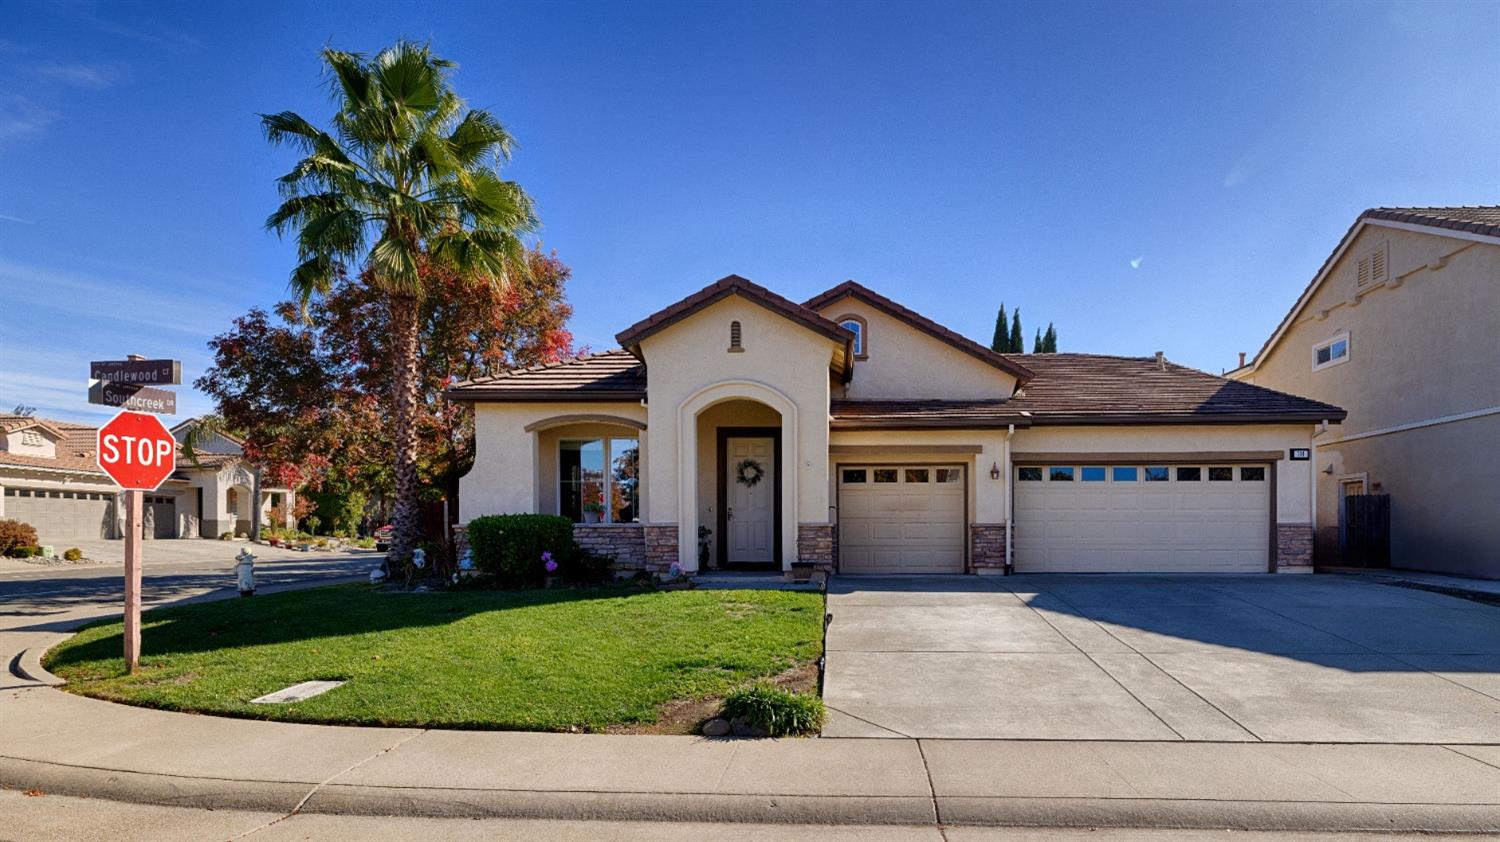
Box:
3 573 1500 833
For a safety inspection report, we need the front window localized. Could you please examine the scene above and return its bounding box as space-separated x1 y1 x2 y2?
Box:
1313 333 1350 371
560 437 638 523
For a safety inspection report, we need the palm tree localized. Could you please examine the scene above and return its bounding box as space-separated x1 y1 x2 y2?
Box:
262 41 537 572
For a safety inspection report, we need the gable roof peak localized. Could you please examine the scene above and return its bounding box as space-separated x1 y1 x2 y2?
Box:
803 279 1035 383
614 273 854 352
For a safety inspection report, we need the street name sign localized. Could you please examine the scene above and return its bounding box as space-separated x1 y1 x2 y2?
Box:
89 358 181 385
88 380 178 414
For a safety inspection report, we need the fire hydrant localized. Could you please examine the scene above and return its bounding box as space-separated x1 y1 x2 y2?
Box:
235 548 256 597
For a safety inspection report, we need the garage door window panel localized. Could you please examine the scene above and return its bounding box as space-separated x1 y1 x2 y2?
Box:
1018 467 1042 481
1176 466 1202 482
904 468 929 483
1240 467 1266 481
1049 467 1074 481
1081 466 1106 482
1112 466 1138 482
841 469 866 484
873 469 897 483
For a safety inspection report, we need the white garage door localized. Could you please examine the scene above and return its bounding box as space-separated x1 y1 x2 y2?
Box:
3 487 116 543
838 465 965 574
1014 463 1269 573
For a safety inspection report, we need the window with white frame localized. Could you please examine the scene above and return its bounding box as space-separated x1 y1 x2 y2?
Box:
559 437 639 523
1313 333 1350 371
837 315 867 358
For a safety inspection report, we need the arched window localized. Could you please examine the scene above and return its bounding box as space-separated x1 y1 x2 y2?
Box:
837 315 867 359
728 320 743 352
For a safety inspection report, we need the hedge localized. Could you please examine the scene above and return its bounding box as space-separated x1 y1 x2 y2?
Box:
465 514 579 589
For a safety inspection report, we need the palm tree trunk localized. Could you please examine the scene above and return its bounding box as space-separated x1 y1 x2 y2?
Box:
387 292 423 575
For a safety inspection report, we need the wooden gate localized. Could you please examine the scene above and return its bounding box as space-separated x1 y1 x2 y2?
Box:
1340 494 1391 568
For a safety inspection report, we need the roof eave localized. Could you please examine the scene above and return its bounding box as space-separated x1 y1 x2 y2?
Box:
443 389 648 404
1024 411 1346 426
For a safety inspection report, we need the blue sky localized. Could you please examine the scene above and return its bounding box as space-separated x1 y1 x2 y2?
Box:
2 0 1497 424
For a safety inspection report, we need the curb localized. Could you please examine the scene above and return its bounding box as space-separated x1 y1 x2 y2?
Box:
13 646 66 687
3 754 1498 833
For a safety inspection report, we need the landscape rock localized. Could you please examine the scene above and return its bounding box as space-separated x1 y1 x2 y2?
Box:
701 717 732 737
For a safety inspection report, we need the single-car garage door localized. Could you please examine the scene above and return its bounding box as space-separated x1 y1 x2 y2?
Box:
1015 463 1269 573
838 465 965 573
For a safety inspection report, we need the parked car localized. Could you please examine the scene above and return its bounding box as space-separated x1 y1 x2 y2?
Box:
373 524 394 552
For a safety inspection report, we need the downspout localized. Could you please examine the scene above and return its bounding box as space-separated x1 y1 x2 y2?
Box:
1310 419 1330 530
1004 423 1016 575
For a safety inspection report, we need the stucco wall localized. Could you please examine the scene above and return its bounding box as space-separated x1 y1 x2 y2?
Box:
811 295 1018 400
1317 414 1500 578
1241 227 1500 433
462 401 648 522
638 295 835 568
3 429 58 458
1011 424 1316 527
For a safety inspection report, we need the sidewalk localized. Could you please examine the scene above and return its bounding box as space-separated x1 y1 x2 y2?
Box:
5 589 1500 833
1326 567 1500 603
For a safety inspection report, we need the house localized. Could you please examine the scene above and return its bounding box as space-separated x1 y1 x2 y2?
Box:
1228 206 1500 579
448 275 1345 576
0 413 295 544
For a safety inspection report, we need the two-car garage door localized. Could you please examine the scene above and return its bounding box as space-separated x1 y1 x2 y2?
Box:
838 465 965 574
1014 463 1270 573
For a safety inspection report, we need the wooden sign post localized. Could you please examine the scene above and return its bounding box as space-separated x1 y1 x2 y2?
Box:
92 359 179 674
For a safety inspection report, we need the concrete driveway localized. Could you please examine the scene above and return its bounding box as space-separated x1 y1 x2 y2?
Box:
822 574 1500 743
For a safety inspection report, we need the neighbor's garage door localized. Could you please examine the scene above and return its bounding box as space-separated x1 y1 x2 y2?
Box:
838 465 965 573
3 487 116 543
1014 463 1269 573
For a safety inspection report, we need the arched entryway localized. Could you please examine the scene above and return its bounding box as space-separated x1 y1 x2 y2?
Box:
676 381 798 572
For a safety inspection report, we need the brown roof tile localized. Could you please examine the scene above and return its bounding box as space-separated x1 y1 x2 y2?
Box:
445 350 647 402
830 399 1026 429
615 274 855 351
1002 353 1346 424
0 415 107 475
803 281 1035 382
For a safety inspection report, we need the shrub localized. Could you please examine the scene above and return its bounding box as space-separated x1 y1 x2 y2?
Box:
0 519 38 556
219 532 233 540
721 684 825 736
63 547 83 561
9 546 39 559
466 514 578 589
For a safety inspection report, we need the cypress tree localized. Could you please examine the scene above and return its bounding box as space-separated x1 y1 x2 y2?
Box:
1009 310 1023 354
1032 328 1042 354
990 304 1008 353
1043 323 1058 353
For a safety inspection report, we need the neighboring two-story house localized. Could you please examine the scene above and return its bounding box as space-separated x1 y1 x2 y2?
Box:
1230 206 1500 579
450 275 1344 576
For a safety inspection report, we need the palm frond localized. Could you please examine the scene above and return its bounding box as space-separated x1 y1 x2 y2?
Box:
369 235 422 294
447 110 514 166
372 40 444 113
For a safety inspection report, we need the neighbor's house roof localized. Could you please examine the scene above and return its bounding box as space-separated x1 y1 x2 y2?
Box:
615 275 855 377
830 354 1344 429
0 414 107 475
1234 205 1500 377
804 280 1035 383
446 349 647 402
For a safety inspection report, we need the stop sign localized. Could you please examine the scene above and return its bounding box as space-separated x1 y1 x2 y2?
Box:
97 410 178 491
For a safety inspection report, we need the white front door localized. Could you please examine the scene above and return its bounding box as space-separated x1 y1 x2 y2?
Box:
726 437 775 563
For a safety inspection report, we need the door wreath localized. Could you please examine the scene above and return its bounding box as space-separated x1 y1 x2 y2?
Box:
735 458 766 488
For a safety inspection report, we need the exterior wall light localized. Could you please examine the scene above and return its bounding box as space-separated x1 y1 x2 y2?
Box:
989 462 1001 480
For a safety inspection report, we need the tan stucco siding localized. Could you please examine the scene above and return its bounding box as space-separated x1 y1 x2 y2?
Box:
462 401 648 522
1315 413 1500 578
1011 424 1315 526
3 429 59 458
812 296 1017 400
1241 226 1500 434
638 295 834 523
828 429 1009 525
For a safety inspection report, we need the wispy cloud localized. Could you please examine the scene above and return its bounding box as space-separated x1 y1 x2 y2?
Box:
0 94 59 139
0 257 242 336
0 213 33 224
35 61 121 90
51 1 203 50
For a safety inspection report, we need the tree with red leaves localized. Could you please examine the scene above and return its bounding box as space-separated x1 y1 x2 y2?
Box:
196 249 575 534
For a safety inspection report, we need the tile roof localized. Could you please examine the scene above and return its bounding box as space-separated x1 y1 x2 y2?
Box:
803 280 1035 382
830 399 1026 429
445 350 647 401
615 274 855 353
0 415 107 475
1001 353 1345 423
1363 205 1500 239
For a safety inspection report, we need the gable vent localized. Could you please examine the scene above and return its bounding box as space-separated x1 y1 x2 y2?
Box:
728 320 743 352
1356 242 1389 290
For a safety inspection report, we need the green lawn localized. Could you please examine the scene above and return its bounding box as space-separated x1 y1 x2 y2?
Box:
45 585 824 731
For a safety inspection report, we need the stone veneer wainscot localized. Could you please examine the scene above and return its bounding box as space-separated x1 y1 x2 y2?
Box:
796 522 835 571
970 523 1007 573
1276 523 1314 567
